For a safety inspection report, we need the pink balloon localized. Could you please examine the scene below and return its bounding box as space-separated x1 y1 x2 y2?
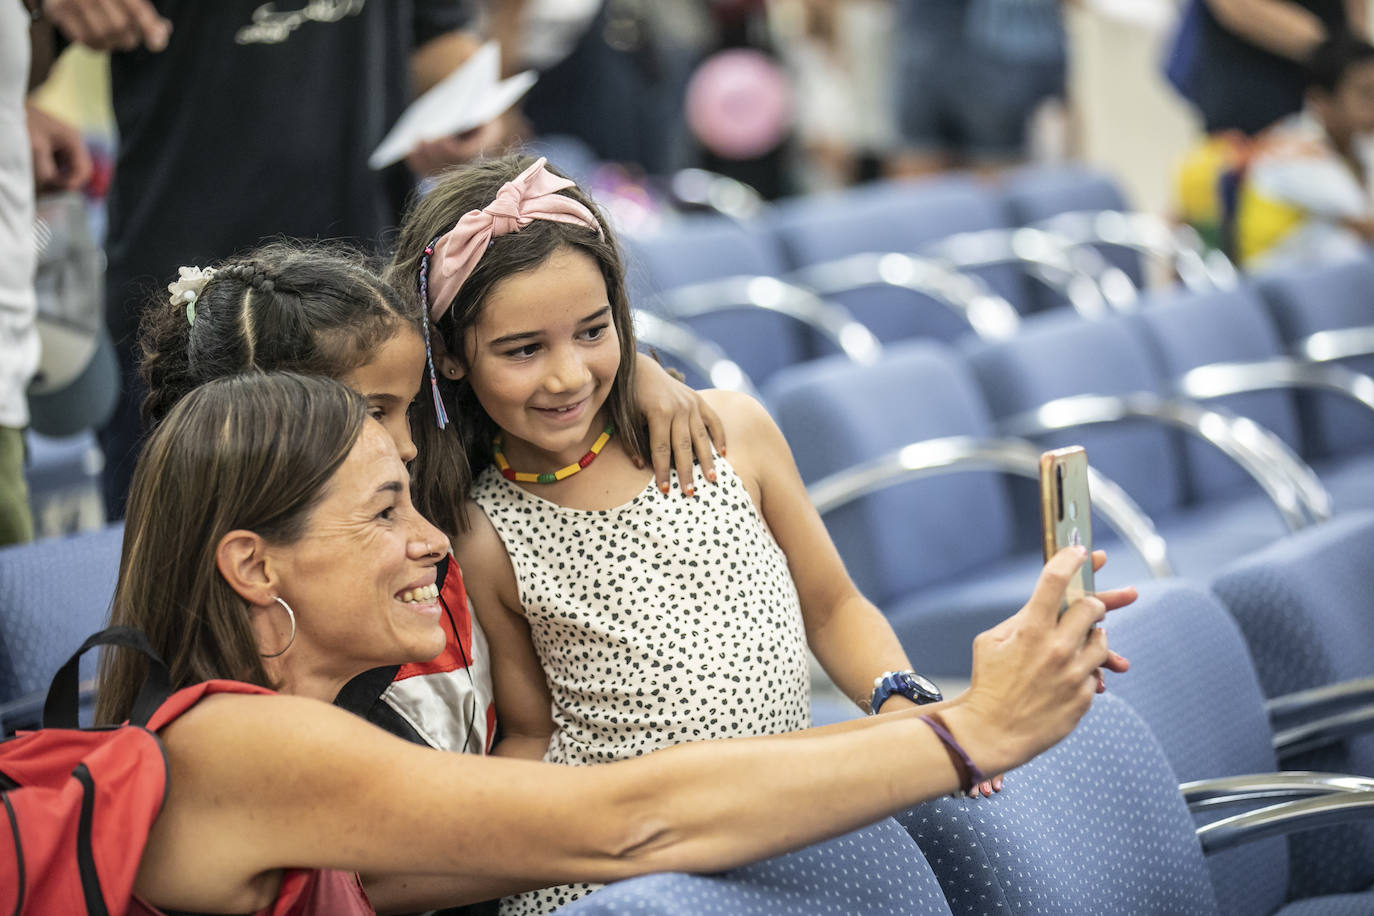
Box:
685 49 794 160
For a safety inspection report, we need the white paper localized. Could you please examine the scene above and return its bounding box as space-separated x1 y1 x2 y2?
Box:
369 42 538 170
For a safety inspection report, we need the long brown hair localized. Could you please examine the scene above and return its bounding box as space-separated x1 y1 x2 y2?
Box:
96 372 366 725
386 155 648 527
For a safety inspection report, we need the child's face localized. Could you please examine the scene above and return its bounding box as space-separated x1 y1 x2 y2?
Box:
342 328 426 464
462 247 621 463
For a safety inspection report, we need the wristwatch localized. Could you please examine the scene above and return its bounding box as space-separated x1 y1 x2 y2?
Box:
870 669 942 714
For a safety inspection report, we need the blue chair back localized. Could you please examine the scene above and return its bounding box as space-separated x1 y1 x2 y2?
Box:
0 524 123 705
899 694 1220 915
1106 581 1291 913
1255 257 1374 458
766 341 1015 606
624 215 809 384
1131 286 1302 501
772 175 1029 311
960 309 1186 536
1211 508 1374 897
560 818 953 915
1001 162 1143 292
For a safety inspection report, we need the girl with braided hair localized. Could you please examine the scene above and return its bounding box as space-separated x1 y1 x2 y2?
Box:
135 240 728 760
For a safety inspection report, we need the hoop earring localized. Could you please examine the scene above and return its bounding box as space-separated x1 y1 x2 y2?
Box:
260 595 297 658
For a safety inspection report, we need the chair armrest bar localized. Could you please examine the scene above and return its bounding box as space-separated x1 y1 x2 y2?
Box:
805 435 1173 578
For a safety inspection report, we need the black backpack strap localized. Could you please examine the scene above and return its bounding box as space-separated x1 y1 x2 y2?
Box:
43 627 171 729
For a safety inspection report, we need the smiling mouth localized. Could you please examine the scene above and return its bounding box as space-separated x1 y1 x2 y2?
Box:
398 583 439 604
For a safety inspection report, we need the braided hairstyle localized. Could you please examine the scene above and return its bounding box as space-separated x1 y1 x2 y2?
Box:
139 240 421 431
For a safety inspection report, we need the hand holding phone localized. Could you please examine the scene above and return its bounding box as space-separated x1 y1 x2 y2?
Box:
1039 446 1095 614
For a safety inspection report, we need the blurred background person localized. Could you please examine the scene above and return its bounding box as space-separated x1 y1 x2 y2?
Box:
2 4 92 547
1234 35 1374 271
888 0 1070 177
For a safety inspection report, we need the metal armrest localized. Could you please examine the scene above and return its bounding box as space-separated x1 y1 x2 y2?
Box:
1273 705 1374 760
1196 791 1374 855
805 435 1173 578
1295 325 1374 363
1177 357 1374 416
633 311 761 399
788 253 1021 341
922 226 1128 317
1269 677 1374 724
1182 771 1374 812
661 276 882 364
998 393 1328 530
1034 210 1239 293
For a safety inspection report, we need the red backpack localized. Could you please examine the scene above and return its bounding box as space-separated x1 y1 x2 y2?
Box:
0 627 273 915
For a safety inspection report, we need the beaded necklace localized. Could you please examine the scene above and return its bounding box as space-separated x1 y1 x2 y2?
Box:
494 423 616 484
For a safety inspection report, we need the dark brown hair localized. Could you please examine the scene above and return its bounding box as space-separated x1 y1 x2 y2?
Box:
96 372 366 725
386 154 648 530
139 240 420 430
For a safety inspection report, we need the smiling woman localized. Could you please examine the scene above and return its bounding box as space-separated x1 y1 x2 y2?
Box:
98 372 447 723
89 373 1118 916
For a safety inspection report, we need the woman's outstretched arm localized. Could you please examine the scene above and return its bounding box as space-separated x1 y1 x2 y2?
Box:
134 549 1108 915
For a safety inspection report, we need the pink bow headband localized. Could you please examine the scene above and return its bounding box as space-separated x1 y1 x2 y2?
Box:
421 157 604 322
417 157 604 428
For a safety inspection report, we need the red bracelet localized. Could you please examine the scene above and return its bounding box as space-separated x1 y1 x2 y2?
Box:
920 712 988 795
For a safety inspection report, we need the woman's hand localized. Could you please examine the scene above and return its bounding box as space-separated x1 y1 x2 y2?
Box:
632 354 727 495
945 547 1133 777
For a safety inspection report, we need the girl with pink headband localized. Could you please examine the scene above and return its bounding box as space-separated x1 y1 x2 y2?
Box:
387 155 1132 915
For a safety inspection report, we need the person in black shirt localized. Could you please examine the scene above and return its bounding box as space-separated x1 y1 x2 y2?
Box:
1190 0 1365 134
42 0 494 520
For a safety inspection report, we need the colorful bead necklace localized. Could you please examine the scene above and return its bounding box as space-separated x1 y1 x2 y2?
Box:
494 422 615 484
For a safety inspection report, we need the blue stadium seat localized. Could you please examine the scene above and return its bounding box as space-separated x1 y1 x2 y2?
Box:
1256 257 1374 459
561 817 953 915
900 694 1221 914
23 429 105 537
769 177 1025 345
0 523 123 732
1109 578 1374 902
901 692 1374 915
767 340 1164 675
961 307 1322 575
1133 284 1374 514
623 215 864 385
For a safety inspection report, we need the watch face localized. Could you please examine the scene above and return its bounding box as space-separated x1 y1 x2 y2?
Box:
902 672 942 701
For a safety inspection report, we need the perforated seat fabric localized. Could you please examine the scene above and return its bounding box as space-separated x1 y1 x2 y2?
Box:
623 216 809 385
1256 257 1374 458
899 694 1220 916
0 524 123 703
1106 582 1292 912
1210 511 1374 700
559 817 953 915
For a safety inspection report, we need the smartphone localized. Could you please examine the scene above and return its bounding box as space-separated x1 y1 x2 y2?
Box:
1039 446 1095 614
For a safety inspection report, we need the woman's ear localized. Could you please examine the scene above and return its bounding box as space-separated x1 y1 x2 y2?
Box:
216 529 277 607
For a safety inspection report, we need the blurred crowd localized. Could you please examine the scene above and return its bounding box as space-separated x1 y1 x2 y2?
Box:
7 0 1374 546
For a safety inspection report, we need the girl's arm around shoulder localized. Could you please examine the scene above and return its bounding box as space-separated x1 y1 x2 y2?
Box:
452 501 555 760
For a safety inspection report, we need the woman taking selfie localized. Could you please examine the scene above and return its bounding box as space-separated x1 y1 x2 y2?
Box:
98 371 1128 915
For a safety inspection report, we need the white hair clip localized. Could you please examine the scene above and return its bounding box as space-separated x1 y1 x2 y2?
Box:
168 265 217 326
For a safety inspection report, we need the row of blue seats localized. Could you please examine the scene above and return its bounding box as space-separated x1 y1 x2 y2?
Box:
759 257 1374 676
624 163 1235 387
564 512 1374 914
